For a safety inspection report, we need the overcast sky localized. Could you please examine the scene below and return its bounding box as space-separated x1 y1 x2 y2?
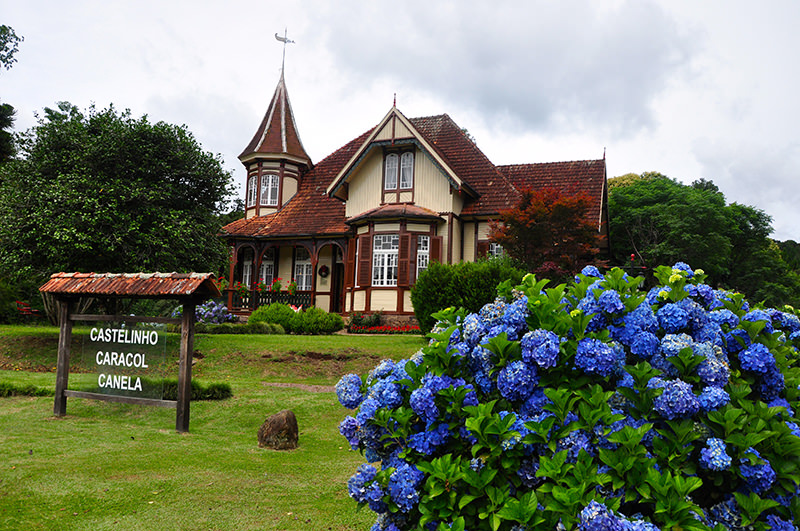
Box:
3 1 798 241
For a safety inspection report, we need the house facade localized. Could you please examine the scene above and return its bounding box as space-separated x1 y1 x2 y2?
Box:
220 73 609 317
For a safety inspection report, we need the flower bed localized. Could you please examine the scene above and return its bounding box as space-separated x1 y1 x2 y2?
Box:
349 324 422 335
337 263 800 531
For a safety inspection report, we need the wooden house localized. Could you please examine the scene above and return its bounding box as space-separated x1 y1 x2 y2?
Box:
220 73 609 317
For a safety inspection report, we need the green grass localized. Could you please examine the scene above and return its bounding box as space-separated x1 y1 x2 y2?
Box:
0 325 427 530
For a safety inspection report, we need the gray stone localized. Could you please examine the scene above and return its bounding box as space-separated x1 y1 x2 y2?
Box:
257 409 298 450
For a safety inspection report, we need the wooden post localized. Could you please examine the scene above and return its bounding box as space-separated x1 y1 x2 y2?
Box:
53 299 73 417
175 299 196 433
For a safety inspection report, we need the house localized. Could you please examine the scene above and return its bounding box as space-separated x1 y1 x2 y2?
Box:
219 72 609 317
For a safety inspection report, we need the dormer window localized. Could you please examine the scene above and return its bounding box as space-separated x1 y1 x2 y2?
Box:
400 152 414 189
384 153 398 190
246 175 258 207
384 150 414 192
260 173 279 207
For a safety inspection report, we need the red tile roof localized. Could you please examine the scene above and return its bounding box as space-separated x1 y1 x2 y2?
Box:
497 159 607 227
346 203 443 225
222 110 607 239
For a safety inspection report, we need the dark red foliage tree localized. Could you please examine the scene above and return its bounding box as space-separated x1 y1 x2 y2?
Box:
488 187 601 280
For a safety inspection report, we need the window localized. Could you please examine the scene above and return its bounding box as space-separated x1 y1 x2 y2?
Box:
260 173 279 207
416 235 430 278
242 259 253 287
294 247 313 291
246 176 258 207
372 234 399 286
384 153 398 190
488 242 504 258
259 248 275 285
400 152 414 189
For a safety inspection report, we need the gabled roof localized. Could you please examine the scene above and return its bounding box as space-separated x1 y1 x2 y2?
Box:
497 159 607 228
346 204 443 225
239 71 311 167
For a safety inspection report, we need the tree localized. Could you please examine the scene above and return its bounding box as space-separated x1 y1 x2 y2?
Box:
0 102 15 162
0 25 23 70
608 172 800 307
0 102 236 288
488 187 601 281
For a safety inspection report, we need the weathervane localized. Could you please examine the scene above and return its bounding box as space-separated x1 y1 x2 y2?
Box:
275 29 295 73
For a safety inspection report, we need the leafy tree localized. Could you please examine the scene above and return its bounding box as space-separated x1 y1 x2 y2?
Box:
609 172 800 307
778 240 800 272
0 102 236 289
488 187 601 281
0 25 23 70
0 102 15 163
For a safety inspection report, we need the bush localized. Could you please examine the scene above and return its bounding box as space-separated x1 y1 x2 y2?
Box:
289 306 344 335
337 263 800 531
159 379 232 401
172 300 237 325
411 257 526 332
194 322 284 335
248 303 297 330
349 312 383 332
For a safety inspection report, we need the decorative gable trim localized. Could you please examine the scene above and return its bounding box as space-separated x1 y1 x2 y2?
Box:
326 107 467 200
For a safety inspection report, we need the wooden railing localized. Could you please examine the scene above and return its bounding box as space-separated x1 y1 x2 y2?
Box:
227 290 313 313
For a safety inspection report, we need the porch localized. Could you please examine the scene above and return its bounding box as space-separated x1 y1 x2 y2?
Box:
226 289 314 314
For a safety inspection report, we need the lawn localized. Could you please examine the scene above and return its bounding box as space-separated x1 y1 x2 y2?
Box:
0 325 427 530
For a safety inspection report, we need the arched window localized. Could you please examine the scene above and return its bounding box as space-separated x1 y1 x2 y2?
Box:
384 153 398 190
294 247 313 291
400 151 414 189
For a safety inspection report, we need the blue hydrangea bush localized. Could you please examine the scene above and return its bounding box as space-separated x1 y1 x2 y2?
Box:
172 300 237 324
336 263 800 531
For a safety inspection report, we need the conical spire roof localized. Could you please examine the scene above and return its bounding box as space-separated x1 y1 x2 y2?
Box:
239 71 311 166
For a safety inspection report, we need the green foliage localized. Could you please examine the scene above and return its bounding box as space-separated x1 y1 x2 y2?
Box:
0 102 236 299
0 25 23 70
609 173 800 307
411 257 525 332
159 378 232 401
248 303 342 334
0 381 51 397
193 321 285 335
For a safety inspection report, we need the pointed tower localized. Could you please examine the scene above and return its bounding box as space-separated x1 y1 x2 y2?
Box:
239 71 312 219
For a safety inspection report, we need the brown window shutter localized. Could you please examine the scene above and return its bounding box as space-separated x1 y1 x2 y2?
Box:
431 236 443 263
476 240 489 260
357 234 372 287
344 239 357 288
398 234 413 286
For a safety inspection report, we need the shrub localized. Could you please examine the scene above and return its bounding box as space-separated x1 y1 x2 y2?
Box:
248 302 297 330
349 312 383 332
289 306 344 335
411 257 526 332
160 379 232 401
194 322 284 335
337 263 800 531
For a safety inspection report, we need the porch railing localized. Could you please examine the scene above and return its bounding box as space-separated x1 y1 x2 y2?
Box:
227 289 314 313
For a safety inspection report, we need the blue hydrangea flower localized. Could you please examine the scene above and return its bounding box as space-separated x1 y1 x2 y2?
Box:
336 373 364 409
580 265 603 278
672 262 694 277
630 331 660 358
502 297 529 339
516 459 540 488
479 298 507 328
652 379 700 420
743 309 775 334
598 289 625 314
699 438 731 471
660 333 694 358
557 429 595 462
698 386 730 411
348 463 378 503
521 329 562 369
709 309 740 329
339 416 361 449
575 338 623 378
497 360 538 401
578 295 607 333
765 515 797 531
695 342 731 388
657 303 689 333
739 343 776 374
740 448 776 493
408 423 450 455
387 462 425 513
368 378 403 409
578 500 622 531
760 365 786 402
707 497 742 531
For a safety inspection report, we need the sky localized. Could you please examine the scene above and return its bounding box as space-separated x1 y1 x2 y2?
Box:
2 1 798 241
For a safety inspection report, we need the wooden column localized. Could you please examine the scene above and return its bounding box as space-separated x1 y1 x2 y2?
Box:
175 299 196 433
53 299 73 417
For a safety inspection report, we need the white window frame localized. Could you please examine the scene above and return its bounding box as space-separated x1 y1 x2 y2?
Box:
372 234 399 287
294 247 313 291
416 235 430 279
259 248 275 285
260 173 279 207
246 175 258 207
384 153 398 190
400 151 414 189
488 242 504 258
242 259 253 287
